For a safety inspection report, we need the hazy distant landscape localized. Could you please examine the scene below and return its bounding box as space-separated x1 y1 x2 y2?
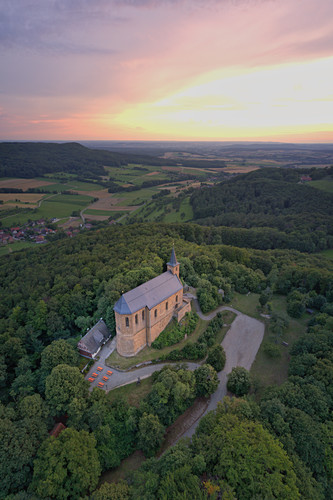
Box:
1 141 333 255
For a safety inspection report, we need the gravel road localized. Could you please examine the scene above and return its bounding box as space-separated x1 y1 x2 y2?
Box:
181 311 264 439
85 298 264 440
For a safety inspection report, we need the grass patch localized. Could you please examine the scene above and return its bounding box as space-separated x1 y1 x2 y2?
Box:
215 311 236 344
0 211 40 227
37 177 105 192
319 249 333 260
106 311 233 370
250 294 309 396
230 292 261 319
107 377 153 407
308 178 333 193
163 197 193 223
45 193 93 204
0 241 37 256
106 316 208 370
84 209 114 216
38 201 87 219
115 187 159 206
0 192 93 226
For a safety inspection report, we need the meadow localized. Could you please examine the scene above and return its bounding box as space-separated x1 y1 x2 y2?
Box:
308 178 333 193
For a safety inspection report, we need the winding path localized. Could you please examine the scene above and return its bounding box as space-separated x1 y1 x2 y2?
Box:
86 297 265 438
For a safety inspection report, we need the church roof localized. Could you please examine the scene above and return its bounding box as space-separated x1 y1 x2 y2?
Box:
77 319 110 355
167 247 179 267
114 271 183 315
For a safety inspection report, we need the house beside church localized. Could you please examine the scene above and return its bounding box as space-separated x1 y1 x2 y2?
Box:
114 248 191 357
77 318 111 359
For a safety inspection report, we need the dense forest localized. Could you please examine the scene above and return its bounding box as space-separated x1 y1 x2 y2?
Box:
190 167 333 252
0 142 184 179
0 223 332 498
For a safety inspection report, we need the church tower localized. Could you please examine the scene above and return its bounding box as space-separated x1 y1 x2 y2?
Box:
167 246 180 278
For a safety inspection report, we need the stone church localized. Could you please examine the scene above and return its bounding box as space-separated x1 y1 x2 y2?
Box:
114 248 191 357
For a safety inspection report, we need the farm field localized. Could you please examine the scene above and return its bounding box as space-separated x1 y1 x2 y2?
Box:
0 192 44 206
0 177 54 189
0 159 214 228
164 197 193 222
0 192 93 227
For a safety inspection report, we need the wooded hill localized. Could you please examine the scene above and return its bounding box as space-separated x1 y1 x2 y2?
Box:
190 167 333 253
0 222 332 498
0 142 225 180
0 142 182 179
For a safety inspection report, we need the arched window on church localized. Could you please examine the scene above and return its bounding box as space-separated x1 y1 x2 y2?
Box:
154 309 157 318
126 317 129 327
135 314 138 325
142 310 145 321
166 302 168 310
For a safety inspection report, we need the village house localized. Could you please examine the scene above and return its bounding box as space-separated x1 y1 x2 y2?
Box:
77 318 111 358
114 248 191 357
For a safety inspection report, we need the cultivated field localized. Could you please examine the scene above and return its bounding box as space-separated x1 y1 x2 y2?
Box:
0 178 53 189
0 193 43 205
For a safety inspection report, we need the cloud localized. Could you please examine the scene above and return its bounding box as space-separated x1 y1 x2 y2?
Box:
1 0 333 140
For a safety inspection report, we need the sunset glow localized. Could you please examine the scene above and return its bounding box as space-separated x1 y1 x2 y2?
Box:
1 0 333 142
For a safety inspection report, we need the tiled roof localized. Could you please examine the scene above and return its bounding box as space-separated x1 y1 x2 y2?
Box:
114 271 183 315
77 319 110 355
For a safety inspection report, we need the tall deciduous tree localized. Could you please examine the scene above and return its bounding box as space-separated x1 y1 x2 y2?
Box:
45 364 88 417
137 413 165 457
227 366 251 397
31 428 101 499
194 364 219 397
193 409 300 500
206 345 226 372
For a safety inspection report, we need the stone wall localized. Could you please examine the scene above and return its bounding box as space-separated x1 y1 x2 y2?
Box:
175 298 192 322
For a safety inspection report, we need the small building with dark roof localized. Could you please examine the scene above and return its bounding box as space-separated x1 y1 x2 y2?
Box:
77 319 111 359
114 248 191 357
49 422 66 438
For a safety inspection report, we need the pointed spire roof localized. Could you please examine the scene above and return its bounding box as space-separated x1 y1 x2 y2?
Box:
167 246 179 267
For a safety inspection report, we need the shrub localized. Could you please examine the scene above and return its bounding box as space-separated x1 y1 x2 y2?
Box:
227 366 251 396
206 345 226 371
263 341 281 359
152 312 198 349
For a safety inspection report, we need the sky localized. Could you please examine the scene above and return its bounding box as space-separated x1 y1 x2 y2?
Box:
1 0 333 142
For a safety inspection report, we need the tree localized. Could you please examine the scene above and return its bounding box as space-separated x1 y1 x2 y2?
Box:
259 288 272 307
45 364 89 417
270 312 288 339
145 366 196 426
206 345 226 372
194 364 219 397
31 428 101 499
40 339 80 375
193 409 300 500
92 480 129 500
137 413 165 457
0 395 48 496
227 366 251 396
287 290 306 318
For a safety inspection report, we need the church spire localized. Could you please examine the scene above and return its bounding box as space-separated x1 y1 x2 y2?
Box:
169 246 178 266
167 246 180 277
